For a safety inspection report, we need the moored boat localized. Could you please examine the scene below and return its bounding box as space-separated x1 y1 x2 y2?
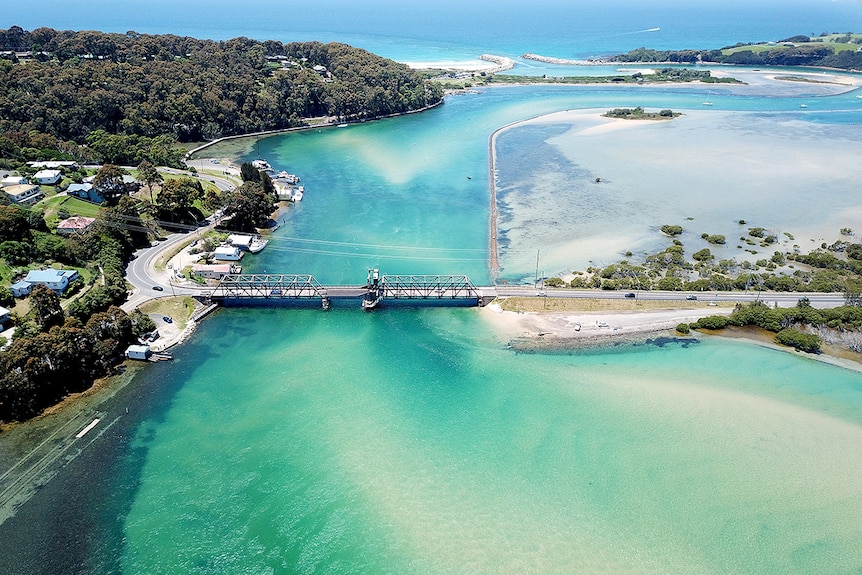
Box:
249 236 268 253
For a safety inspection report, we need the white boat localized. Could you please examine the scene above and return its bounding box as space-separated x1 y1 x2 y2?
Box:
252 159 271 171
703 91 713 106
800 103 808 108
248 236 268 253
291 186 304 202
276 171 301 184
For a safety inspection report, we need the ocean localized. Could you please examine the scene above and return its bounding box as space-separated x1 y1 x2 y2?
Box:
2 3 862 574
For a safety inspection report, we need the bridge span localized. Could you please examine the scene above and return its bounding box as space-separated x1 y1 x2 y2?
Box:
209 271 498 310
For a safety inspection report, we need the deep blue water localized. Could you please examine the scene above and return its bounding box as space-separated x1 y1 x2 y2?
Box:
5 0 862 63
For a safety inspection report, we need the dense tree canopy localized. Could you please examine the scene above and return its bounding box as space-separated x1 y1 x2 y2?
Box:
0 27 444 149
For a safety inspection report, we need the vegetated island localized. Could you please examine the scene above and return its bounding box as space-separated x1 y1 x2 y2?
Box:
603 107 681 120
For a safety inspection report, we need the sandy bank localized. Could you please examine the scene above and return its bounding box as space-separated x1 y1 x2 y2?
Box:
481 303 731 342
479 303 862 372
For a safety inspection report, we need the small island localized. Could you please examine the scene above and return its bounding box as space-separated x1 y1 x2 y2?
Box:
602 107 681 120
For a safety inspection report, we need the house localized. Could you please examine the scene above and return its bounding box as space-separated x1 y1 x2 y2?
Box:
10 280 33 297
227 234 253 250
33 169 62 185
125 344 152 360
1 175 28 187
57 216 96 235
0 306 10 327
21 269 79 295
3 184 44 206
192 263 234 280
213 246 243 261
28 161 79 170
66 183 103 203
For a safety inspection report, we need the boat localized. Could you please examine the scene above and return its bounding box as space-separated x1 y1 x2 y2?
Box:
702 93 713 106
291 186 304 202
248 236 268 254
800 103 808 108
276 171 301 184
252 159 271 171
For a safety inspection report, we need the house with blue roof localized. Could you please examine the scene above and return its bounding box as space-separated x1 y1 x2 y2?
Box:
11 269 80 297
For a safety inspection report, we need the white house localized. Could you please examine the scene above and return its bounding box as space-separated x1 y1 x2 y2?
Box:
125 344 151 360
213 246 243 261
33 169 62 185
0 306 10 327
227 234 253 250
3 184 44 205
1 175 27 187
28 161 79 170
192 263 234 279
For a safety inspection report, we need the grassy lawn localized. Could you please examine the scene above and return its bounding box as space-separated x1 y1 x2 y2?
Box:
138 296 197 328
497 296 735 313
39 194 102 226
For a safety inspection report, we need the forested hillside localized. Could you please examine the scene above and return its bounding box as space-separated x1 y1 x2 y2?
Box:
0 27 442 146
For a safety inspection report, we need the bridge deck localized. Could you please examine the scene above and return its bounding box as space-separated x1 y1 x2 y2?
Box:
210 273 496 308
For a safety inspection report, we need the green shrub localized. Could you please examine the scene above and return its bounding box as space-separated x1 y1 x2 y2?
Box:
692 315 729 330
774 329 821 353
676 323 691 334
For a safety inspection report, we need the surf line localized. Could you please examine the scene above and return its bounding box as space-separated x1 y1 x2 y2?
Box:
75 418 101 439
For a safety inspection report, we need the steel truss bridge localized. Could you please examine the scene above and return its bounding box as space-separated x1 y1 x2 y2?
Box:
371 274 479 302
209 273 493 309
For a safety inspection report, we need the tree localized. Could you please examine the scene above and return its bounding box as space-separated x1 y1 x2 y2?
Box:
136 160 163 203
93 164 128 205
845 278 862 306
157 177 203 222
221 181 275 231
240 162 261 182
0 205 31 242
692 248 713 262
29 284 64 330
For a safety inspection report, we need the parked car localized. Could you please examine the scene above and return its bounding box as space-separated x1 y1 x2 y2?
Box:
624 292 636 298
163 316 172 323
686 295 698 300
152 285 164 291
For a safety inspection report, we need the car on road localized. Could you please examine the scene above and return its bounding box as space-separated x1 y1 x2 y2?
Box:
163 316 172 323
686 295 698 300
152 285 164 291
624 292 636 298
537 290 546 297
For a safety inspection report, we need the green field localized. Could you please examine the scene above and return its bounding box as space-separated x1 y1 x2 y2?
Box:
722 34 862 56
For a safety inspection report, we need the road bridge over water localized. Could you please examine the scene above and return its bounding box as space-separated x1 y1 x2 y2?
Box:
209 272 498 309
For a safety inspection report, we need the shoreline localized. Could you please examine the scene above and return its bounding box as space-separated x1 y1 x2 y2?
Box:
480 304 862 373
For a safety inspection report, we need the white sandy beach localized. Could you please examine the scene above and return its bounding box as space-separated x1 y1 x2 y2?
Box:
480 302 732 342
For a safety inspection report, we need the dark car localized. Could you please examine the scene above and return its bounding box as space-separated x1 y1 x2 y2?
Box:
686 295 698 300
152 285 164 291
163 316 173 323
624 292 636 298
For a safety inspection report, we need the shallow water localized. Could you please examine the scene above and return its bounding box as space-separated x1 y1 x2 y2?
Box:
3 7 862 573
110 311 862 574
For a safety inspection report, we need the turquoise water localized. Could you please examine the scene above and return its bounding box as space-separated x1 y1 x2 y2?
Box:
115 311 862 574
3 5 862 574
